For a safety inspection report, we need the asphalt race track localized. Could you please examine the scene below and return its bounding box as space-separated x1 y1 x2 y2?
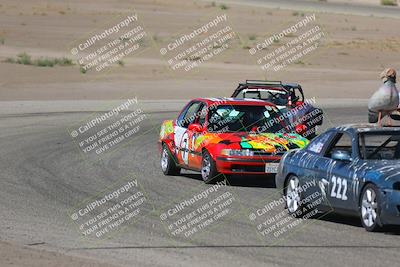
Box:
0 101 399 267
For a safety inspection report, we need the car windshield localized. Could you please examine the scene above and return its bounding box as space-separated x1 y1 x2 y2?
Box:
358 132 400 160
239 89 289 106
207 105 287 133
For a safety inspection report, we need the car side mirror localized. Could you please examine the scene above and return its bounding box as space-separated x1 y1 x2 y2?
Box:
188 123 203 133
331 149 352 162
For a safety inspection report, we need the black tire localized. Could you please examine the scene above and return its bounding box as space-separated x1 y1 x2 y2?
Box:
368 110 378 123
284 175 303 217
201 150 223 184
360 184 383 232
161 144 181 176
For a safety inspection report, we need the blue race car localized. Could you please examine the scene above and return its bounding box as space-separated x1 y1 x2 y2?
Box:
276 124 400 231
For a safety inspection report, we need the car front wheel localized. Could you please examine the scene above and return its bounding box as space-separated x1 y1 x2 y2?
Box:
161 144 181 176
201 150 220 184
360 184 383 232
285 175 302 217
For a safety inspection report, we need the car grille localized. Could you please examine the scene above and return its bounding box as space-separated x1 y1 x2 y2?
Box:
231 165 265 173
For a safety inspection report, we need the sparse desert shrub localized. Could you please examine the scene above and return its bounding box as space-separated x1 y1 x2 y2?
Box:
35 58 55 67
380 0 397 5
80 66 87 74
16 52 32 65
4 53 74 67
219 4 228 10
54 57 74 66
248 34 257 41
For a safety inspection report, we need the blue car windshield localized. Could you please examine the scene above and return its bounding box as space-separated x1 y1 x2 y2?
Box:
359 132 400 160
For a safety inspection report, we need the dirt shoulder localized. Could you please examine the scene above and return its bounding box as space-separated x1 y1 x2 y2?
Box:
0 0 399 101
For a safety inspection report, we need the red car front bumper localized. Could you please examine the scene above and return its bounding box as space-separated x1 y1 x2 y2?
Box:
215 155 281 175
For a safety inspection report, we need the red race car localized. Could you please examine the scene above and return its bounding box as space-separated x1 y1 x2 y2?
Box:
159 98 309 183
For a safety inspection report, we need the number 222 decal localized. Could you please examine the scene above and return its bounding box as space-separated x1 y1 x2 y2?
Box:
330 176 348 201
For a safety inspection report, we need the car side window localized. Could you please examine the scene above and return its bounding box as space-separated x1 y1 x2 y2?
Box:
177 102 202 128
197 104 207 127
306 131 334 154
324 133 353 158
291 89 299 103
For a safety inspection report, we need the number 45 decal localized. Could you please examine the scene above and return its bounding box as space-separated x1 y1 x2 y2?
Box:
330 176 348 201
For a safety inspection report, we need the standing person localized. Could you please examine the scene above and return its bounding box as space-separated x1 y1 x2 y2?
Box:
368 68 399 126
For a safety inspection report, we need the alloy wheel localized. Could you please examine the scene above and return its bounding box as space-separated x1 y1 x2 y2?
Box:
286 176 301 213
361 188 378 227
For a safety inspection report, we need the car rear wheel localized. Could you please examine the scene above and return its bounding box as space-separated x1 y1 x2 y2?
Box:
201 150 221 184
285 175 302 216
360 184 383 232
161 144 181 176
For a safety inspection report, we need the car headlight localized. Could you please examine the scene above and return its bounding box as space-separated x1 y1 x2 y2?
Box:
221 149 254 156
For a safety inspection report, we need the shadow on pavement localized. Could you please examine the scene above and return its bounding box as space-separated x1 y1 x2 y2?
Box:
226 174 276 188
319 213 400 235
180 172 276 188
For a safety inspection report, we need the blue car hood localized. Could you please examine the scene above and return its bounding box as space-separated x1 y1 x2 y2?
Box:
363 160 400 182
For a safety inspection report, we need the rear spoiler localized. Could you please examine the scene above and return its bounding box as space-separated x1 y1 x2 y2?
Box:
232 80 286 97
244 80 283 87
231 80 304 101
231 80 304 96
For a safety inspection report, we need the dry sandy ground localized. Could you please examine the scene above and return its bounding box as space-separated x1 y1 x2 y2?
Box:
0 0 399 101
328 0 397 5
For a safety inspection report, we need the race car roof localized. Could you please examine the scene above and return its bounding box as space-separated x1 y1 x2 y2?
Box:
333 124 400 133
194 97 276 106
